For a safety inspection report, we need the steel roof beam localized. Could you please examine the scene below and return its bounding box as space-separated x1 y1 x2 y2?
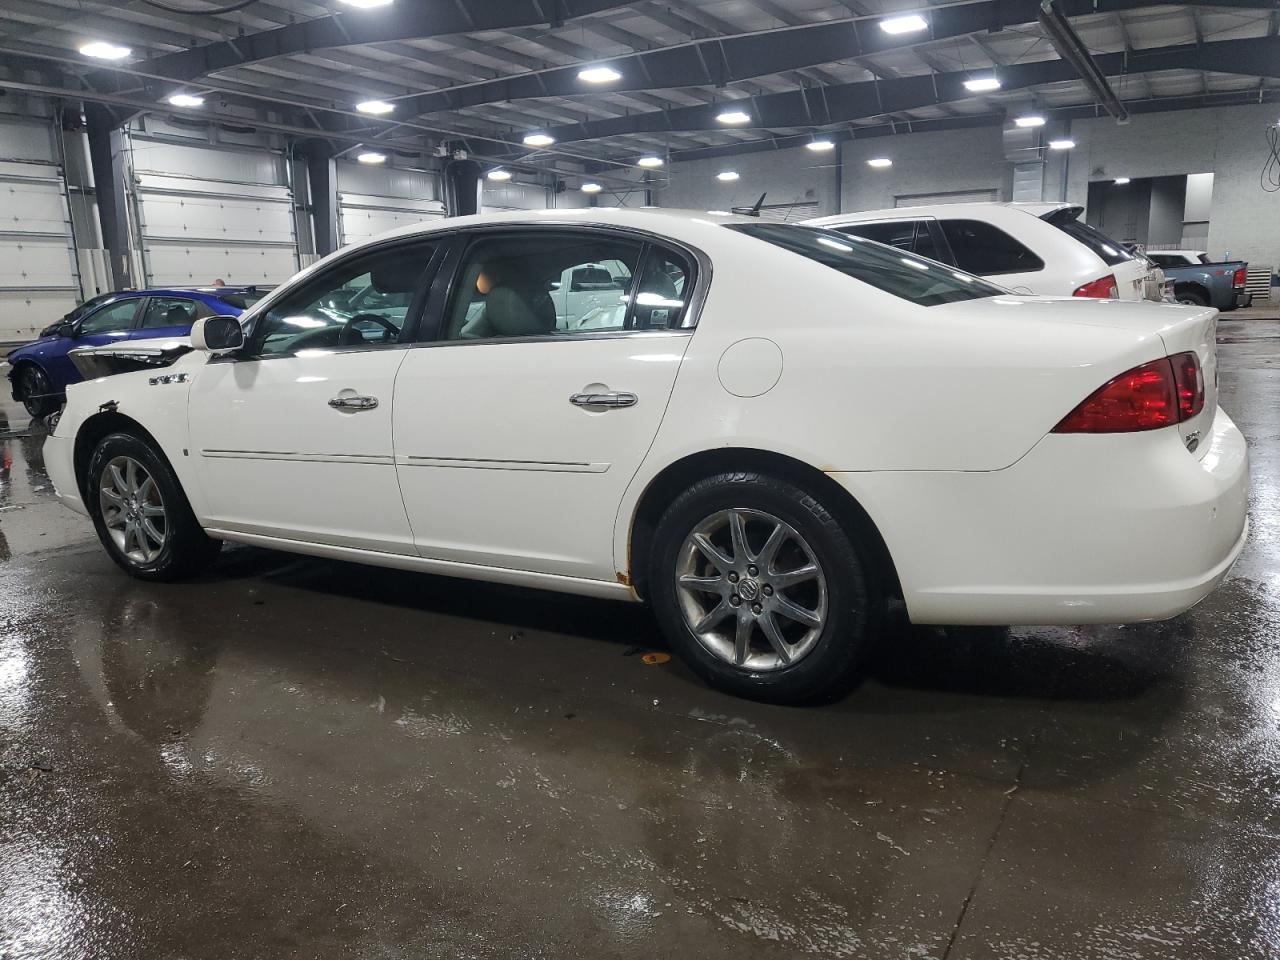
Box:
526 34 1280 144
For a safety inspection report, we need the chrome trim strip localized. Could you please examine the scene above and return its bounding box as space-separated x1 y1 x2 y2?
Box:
398 456 610 473
201 449 392 465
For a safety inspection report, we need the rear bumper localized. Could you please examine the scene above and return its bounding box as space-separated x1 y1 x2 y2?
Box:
1234 291 1253 309
831 407 1249 625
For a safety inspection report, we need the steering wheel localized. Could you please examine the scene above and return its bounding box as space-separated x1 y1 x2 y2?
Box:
338 312 400 346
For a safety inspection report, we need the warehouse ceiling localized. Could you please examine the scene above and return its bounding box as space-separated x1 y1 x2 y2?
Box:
1 0 1278 177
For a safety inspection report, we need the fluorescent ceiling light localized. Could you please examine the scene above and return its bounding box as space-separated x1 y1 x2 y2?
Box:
1114 177 1131 184
879 14 928 34
964 76 1001 92
79 41 131 60
167 93 205 108
1048 138 1076 150
581 182 603 193
716 170 740 182
636 156 664 168
806 139 836 152
487 168 512 181
338 0 394 7
357 151 386 164
716 110 751 125
578 66 621 83
523 132 555 147
867 157 893 168
356 99 394 115
1014 115 1046 128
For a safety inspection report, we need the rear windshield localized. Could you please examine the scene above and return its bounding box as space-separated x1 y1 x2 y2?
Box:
730 223 1004 306
1050 219 1134 267
215 292 266 310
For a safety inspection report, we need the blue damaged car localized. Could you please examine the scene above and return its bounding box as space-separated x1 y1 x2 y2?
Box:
5 287 263 418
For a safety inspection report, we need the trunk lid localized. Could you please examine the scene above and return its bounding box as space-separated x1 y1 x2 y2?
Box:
1038 206 1164 302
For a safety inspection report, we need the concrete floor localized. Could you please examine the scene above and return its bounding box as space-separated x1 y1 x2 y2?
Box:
1 320 1279 959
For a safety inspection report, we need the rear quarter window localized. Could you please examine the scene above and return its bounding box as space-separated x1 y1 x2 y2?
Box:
731 223 1003 307
939 219 1045 275
1051 220 1134 267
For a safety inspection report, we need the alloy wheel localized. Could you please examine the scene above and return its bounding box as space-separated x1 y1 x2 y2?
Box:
98 456 168 564
675 507 828 671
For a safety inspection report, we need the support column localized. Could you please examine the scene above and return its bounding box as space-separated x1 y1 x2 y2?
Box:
304 145 340 257
84 104 136 290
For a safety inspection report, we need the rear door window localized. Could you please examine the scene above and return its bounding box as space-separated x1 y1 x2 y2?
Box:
939 219 1045 275
138 297 202 329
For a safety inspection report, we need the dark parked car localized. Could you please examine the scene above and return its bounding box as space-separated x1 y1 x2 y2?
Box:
6 287 263 417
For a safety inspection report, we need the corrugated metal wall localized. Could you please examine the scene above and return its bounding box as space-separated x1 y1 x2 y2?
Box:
0 116 81 343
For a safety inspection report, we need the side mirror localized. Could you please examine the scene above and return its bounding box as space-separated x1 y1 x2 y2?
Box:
56 321 77 338
191 315 245 354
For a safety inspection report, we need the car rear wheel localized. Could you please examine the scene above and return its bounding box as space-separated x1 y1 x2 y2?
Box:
16 364 59 418
650 471 879 704
87 432 221 581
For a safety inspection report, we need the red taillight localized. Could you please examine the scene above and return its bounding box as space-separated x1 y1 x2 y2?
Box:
1232 266 1247 288
1073 274 1119 299
1053 351 1204 433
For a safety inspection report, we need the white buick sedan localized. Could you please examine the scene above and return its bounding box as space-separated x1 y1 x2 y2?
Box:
44 209 1248 703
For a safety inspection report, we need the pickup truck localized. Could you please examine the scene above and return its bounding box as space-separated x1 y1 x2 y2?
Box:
1145 250 1251 311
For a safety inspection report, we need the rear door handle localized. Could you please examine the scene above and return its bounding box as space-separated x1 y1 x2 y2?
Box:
570 391 637 408
328 395 379 411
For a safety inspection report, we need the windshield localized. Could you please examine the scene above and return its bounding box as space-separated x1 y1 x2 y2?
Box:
730 223 1004 306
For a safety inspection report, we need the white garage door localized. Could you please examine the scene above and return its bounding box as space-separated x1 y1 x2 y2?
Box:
0 118 80 343
130 137 298 287
336 162 444 247
895 189 999 207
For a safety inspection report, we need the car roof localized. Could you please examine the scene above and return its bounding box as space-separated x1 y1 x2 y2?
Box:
374 206 759 245
806 201 1083 225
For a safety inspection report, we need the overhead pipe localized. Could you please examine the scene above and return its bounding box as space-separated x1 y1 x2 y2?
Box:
1036 0 1130 121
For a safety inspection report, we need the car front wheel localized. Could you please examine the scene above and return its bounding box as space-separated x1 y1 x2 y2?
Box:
87 432 221 581
650 472 879 704
17 364 58 418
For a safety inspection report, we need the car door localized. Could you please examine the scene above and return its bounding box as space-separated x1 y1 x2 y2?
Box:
392 228 699 582
132 295 204 341
187 237 442 553
44 297 143 387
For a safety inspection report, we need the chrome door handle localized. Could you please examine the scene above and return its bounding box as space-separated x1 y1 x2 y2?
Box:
570 391 637 408
328 395 379 411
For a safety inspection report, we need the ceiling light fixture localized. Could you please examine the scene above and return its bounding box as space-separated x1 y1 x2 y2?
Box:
806 139 836 152
1048 138 1076 150
356 99 394 115
79 41 131 60
636 156 664 168
357 151 387 164
487 168 513 181
879 14 928 34
523 132 555 147
1014 115 1046 127
716 170 740 182
578 66 621 84
1114 177 1131 184
867 157 893 168
716 109 751 125
963 76 1001 92
581 182 603 193
338 0 394 7
167 93 205 108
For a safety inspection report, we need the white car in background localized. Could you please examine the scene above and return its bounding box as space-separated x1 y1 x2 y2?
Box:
42 209 1247 704
807 202 1166 301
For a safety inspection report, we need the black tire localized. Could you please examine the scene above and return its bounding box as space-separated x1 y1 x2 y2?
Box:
16 363 59 418
1175 289 1209 307
649 471 881 704
86 431 221 581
